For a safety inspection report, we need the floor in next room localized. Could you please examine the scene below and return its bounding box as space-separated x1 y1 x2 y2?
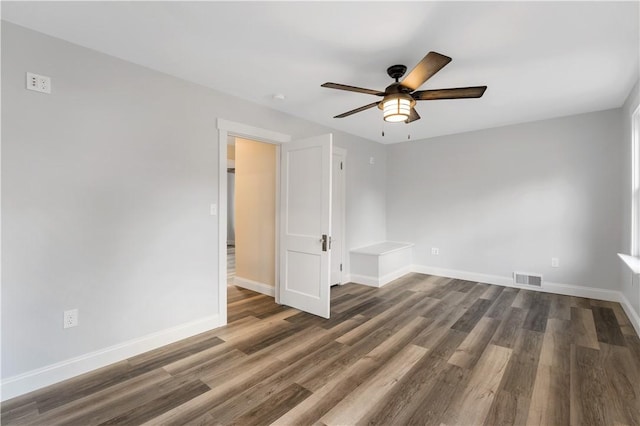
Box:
2 273 639 425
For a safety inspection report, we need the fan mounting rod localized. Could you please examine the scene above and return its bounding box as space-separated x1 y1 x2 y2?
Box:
386 64 407 82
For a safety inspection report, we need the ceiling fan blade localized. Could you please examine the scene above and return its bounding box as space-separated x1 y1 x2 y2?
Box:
401 52 452 91
334 102 380 118
405 108 421 123
412 86 487 100
321 82 384 96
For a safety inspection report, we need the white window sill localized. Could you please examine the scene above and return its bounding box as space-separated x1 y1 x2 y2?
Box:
618 253 640 274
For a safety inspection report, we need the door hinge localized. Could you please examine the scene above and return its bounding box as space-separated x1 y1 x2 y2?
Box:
321 234 331 251
340 161 343 170
340 263 343 271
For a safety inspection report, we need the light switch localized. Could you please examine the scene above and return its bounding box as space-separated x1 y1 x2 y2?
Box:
210 203 217 216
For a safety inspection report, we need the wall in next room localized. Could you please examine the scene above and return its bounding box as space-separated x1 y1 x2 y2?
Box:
234 138 277 288
386 108 624 292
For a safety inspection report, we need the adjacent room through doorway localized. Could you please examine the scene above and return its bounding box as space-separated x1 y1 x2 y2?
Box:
226 136 277 298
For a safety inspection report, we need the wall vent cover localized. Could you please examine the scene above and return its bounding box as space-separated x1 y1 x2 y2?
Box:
513 272 542 287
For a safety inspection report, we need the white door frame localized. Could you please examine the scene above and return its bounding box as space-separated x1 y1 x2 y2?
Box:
332 147 347 285
216 118 291 326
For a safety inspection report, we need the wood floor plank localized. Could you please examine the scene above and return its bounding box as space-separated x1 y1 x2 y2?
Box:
273 317 431 425
32 368 175 425
228 383 311 426
359 329 467 426
335 291 424 346
3 279 640 426
168 348 247 383
443 344 512 426
450 298 494 332
298 315 431 392
318 344 427 425
275 317 365 365
0 401 39 425
592 306 626 346
485 329 544 425
626 334 640 361
458 283 491 308
448 316 500 369
549 294 572 320
571 306 600 350
480 284 505 301
405 363 471 426
526 364 570 426
99 379 210 425
485 287 519 319
599 342 640 425
570 344 611 425
412 307 466 350
539 318 572 372
406 273 440 293
522 292 551 332
511 289 534 309
194 339 354 424
612 304 636 336
490 307 526 349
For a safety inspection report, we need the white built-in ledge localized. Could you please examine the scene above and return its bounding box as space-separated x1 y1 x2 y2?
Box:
618 253 640 274
350 241 414 288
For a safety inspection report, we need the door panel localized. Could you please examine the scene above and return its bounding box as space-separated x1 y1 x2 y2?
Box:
279 134 332 318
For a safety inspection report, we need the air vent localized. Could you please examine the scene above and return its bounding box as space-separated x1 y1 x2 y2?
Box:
513 272 542 287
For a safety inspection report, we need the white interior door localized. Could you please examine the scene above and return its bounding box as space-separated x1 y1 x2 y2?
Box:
279 134 332 318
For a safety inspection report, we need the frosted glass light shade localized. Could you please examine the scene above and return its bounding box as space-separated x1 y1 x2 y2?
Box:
383 97 411 122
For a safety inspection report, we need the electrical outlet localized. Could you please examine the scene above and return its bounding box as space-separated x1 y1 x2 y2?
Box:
63 309 78 328
551 257 559 268
431 247 440 255
26 72 51 94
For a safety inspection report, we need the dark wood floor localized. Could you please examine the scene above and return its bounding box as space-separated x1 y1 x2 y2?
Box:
2 273 640 425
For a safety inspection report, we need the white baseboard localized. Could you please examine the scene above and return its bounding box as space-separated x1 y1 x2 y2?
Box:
412 264 640 335
0 314 222 402
233 276 275 297
412 265 514 288
412 264 621 301
618 292 640 337
350 266 413 288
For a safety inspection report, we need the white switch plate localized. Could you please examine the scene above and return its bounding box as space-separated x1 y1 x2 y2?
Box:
551 257 559 268
369 156 375 165
210 203 217 216
63 309 78 328
431 247 440 255
26 72 51 94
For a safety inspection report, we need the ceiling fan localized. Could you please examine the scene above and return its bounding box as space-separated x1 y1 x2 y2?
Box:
321 51 487 124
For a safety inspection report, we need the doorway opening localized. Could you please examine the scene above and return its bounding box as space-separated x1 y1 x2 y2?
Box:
217 119 346 323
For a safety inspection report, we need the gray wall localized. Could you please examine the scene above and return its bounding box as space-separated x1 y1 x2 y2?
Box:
387 109 624 290
620 79 640 316
1 22 387 379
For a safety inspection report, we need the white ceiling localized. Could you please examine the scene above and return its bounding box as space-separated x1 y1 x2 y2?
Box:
2 1 639 144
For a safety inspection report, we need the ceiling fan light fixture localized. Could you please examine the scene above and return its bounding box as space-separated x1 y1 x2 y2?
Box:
382 94 415 122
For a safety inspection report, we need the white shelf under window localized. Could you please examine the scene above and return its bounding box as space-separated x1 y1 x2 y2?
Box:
618 253 640 274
